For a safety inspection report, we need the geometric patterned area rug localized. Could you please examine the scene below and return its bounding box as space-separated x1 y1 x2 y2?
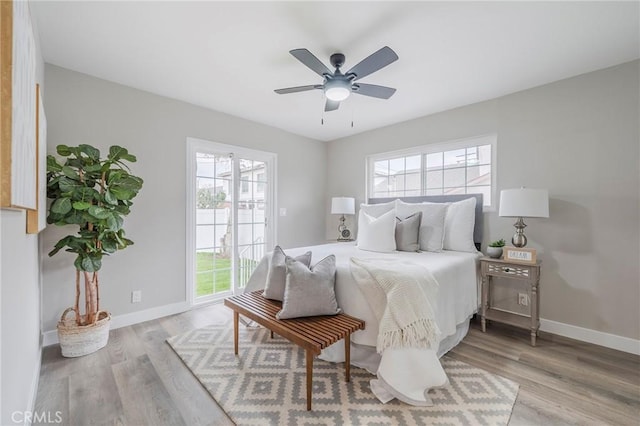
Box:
167 324 519 426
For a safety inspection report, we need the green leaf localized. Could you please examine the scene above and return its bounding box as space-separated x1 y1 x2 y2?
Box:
72 187 99 202
101 238 117 253
80 255 102 272
78 144 100 161
47 155 63 173
110 187 134 201
72 201 91 210
109 175 143 201
64 209 87 225
106 170 124 185
121 153 137 162
56 145 72 156
113 204 130 215
61 166 79 180
74 256 84 270
88 205 112 220
107 213 124 231
83 163 102 173
108 146 128 162
104 190 117 205
51 198 72 215
58 177 83 193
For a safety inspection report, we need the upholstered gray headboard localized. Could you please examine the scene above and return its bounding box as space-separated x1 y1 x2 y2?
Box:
367 194 484 250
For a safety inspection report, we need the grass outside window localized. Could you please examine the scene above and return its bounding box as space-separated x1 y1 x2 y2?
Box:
196 252 259 297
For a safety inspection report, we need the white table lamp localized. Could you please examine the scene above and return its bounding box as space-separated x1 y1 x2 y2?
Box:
331 197 355 241
499 188 549 247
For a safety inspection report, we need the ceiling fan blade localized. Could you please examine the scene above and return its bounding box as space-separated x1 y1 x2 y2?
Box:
346 46 398 81
325 99 340 112
290 49 332 77
274 85 323 94
352 83 396 99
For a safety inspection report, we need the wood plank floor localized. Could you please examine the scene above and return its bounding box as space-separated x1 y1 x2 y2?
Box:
34 302 640 425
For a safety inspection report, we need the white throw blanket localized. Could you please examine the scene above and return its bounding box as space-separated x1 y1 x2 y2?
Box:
350 258 449 406
350 258 440 352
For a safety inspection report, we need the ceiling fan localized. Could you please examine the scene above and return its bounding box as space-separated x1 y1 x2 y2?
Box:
274 46 399 112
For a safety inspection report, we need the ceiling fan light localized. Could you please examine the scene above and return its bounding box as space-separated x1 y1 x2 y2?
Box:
324 79 351 101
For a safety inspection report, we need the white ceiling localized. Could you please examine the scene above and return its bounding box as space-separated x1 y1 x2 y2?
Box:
32 1 639 142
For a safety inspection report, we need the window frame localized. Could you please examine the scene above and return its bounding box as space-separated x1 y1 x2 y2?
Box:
366 134 497 211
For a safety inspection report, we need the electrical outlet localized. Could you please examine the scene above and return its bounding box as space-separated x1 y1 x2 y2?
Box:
518 293 529 306
131 290 142 303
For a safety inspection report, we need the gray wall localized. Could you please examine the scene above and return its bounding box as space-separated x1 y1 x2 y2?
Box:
41 65 327 332
0 1 46 422
326 61 640 340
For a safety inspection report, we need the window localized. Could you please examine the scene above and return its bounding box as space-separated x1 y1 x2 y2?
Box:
367 135 496 209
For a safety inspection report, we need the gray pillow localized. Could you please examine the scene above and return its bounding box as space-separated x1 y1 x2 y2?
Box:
276 255 341 320
263 246 312 301
395 212 421 252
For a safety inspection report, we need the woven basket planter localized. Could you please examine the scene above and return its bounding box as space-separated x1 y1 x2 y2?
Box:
57 308 111 357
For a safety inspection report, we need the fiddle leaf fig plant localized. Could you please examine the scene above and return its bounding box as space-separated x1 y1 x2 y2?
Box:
47 144 143 326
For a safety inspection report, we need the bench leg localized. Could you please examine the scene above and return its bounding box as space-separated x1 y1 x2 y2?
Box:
270 330 274 339
306 350 313 411
233 311 239 355
344 332 351 382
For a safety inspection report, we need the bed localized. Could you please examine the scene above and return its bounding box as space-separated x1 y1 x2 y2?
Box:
243 194 483 406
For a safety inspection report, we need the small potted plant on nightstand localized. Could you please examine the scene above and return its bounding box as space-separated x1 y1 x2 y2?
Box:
487 239 506 258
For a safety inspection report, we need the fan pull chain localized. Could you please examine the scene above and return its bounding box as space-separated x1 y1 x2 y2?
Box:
351 103 355 128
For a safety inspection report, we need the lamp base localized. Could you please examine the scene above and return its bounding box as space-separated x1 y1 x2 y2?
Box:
337 215 352 241
512 217 528 248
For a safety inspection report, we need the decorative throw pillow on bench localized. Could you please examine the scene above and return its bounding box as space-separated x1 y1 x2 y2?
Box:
263 246 312 301
276 255 341 320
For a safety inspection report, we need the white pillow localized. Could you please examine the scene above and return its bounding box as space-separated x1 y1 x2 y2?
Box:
359 201 395 218
443 197 478 253
396 200 448 252
357 209 397 252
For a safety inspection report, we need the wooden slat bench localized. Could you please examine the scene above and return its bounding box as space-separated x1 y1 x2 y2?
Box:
224 290 365 411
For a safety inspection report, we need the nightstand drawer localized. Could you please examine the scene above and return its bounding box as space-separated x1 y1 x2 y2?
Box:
486 262 534 279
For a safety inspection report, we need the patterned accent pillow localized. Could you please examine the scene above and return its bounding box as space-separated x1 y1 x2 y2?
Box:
395 212 421 252
263 246 312 301
276 255 341 320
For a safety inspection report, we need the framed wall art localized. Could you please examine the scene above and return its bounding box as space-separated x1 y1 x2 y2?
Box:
27 84 47 233
1 0 37 211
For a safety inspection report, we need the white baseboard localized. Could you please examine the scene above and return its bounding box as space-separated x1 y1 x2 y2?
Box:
42 301 190 347
540 318 640 355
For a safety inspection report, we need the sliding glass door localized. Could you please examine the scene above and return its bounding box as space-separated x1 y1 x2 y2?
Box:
187 138 275 304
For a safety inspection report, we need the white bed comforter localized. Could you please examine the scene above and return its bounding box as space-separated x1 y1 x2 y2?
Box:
243 242 480 405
